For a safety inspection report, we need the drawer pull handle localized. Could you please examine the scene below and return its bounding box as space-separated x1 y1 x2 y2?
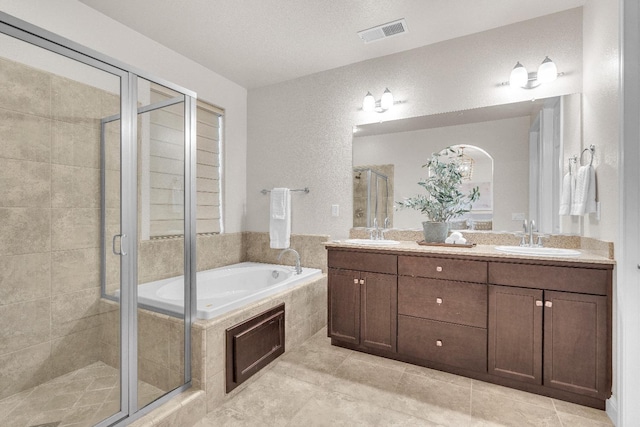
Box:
359 279 365 285
436 266 443 272
353 279 358 284
535 300 543 307
545 301 553 308
436 298 443 305
436 340 443 347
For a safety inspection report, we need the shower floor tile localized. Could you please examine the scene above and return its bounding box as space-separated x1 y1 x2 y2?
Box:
1 362 164 427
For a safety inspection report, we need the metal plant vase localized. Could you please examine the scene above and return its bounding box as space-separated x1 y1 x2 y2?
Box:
422 221 449 243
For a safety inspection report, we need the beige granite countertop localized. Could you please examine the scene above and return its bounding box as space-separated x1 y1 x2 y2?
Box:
324 240 615 266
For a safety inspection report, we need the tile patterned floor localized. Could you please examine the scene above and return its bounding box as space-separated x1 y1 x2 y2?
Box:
195 328 614 427
1 362 164 427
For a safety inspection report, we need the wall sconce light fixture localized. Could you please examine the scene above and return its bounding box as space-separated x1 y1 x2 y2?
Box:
507 56 562 89
362 88 394 112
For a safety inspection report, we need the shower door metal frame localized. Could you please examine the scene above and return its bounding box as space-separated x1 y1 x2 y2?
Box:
0 12 198 427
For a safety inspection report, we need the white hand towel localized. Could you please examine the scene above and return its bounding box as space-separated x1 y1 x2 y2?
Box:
570 165 596 215
586 166 597 214
559 172 572 215
270 188 291 249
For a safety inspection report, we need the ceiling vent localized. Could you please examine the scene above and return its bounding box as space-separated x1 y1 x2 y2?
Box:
358 19 408 43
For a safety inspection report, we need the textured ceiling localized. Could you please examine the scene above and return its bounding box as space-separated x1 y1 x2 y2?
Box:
79 0 585 89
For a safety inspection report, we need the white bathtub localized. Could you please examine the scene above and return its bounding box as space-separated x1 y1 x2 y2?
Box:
136 262 323 320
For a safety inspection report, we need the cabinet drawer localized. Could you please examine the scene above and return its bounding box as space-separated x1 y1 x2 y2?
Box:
399 256 487 283
328 250 397 275
488 262 609 295
398 277 487 328
398 315 487 372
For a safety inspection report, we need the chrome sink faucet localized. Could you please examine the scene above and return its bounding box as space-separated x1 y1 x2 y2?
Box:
278 248 302 274
521 219 542 247
369 217 390 240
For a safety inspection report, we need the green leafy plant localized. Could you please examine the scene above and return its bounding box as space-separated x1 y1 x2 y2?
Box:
397 147 480 222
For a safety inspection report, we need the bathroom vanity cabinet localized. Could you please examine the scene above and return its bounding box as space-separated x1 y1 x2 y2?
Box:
328 250 397 352
326 244 613 409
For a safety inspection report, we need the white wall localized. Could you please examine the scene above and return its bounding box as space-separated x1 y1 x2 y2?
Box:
0 0 248 233
247 8 583 239
353 117 531 232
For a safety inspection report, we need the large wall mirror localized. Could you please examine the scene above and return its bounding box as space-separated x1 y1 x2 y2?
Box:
352 94 581 234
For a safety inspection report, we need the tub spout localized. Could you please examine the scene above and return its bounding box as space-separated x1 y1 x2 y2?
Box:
277 248 302 275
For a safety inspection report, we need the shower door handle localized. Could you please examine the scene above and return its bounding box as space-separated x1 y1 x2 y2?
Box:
112 234 127 256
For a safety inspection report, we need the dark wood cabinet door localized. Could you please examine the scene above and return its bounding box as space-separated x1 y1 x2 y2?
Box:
543 291 609 398
488 285 543 384
361 272 397 352
328 268 360 345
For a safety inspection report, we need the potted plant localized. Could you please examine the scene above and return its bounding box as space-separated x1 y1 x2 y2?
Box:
397 147 480 242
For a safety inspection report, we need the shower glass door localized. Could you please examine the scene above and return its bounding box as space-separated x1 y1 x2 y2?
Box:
0 24 127 427
0 12 197 427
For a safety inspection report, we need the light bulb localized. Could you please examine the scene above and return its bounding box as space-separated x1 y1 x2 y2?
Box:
362 92 375 112
537 56 558 84
509 62 528 88
380 88 394 111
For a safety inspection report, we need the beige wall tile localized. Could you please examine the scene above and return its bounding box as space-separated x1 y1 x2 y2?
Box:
51 208 100 250
138 239 184 283
0 158 50 207
0 253 51 305
103 128 121 172
51 120 100 168
51 248 100 294
196 233 244 271
101 92 120 119
244 232 329 272
0 109 51 162
0 298 51 355
51 75 103 128
51 287 102 338
138 311 170 367
0 342 51 400
0 58 51 117
51 164 100 208
168 320 186 374
50 327 100 379
0 208 51 255
138 356 172 391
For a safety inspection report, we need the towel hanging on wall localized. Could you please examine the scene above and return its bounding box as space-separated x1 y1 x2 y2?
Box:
570 165 597 216
269 188 291 249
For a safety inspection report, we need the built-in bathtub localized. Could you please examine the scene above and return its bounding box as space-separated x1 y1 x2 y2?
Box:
136 262 323 320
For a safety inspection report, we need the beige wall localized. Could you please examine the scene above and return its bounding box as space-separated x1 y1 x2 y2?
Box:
246 8 583 239
353 117 531 232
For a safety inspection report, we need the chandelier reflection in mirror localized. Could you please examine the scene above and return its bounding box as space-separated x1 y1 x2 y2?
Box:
457 146 474 181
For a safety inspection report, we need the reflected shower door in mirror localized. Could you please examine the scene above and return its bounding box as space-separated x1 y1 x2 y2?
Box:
352 94 581 234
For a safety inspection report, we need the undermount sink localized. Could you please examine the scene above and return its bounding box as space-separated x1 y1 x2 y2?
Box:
343 239 400 246
495 246 581 257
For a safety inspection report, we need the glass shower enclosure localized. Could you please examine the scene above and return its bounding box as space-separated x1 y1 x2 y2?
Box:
0 12 196 427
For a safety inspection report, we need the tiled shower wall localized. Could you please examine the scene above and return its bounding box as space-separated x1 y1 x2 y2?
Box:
0 57 119 400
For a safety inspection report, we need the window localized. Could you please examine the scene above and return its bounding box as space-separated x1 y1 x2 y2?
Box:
146 86 223 238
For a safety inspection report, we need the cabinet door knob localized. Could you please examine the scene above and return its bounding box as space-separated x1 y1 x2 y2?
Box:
545 301 553 308
436 266 443 272
535 300 543 307
359 279 365 285
436 340 443 347
436 298 443 305
353 278 358 284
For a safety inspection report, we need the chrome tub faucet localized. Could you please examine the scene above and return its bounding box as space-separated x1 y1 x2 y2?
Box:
278 248 302 274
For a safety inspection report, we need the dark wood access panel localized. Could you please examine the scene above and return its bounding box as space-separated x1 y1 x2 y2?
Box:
226 303 285 392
